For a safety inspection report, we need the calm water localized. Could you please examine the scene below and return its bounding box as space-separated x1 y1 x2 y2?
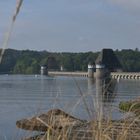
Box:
0 75 140 140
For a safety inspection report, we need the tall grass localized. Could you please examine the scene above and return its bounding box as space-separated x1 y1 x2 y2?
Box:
22 77 140 140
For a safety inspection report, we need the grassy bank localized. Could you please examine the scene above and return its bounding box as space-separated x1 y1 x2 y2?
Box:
119 98 140 116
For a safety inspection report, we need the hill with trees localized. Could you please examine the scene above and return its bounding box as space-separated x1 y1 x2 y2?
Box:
0 48 140 74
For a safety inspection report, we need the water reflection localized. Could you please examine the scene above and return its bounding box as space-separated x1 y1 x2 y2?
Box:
103 78 117 103
88 77 117 120
88 77 117 101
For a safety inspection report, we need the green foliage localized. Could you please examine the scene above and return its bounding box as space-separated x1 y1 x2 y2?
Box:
119 101 140 116
13 50 41 74
119 101 132 112
115 49 140 72
0 49 20 74
61 54 74 71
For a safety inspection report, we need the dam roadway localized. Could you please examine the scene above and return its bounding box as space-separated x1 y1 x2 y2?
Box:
48 71 140 80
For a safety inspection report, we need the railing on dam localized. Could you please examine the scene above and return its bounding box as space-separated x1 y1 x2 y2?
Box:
48 71 88 77
111 72 140 80
48 71 140 80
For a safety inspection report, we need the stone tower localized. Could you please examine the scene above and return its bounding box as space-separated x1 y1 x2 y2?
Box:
40 65 48 75
88 62 94 78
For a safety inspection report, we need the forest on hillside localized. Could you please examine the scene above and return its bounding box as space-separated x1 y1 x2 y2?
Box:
0 48 140 74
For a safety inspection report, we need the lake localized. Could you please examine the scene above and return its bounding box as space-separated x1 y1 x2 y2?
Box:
0 75 140 140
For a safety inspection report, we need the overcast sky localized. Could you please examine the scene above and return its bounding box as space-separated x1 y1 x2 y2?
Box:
0 0 140 52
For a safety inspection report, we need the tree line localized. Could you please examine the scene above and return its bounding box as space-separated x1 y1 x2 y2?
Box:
0 48 140 74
